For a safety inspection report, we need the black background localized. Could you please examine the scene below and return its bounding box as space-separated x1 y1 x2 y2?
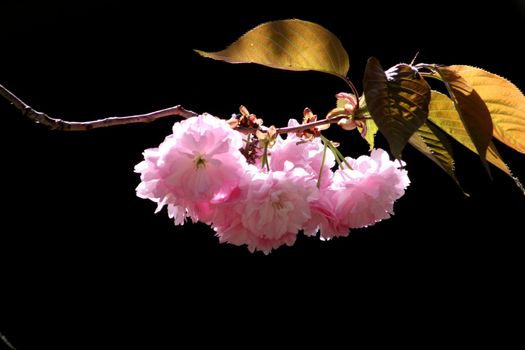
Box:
1 1 524 347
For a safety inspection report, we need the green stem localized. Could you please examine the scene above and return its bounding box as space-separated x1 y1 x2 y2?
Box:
261 143 270 171
332 144 353 170
320 135 353 170
317 140 328 189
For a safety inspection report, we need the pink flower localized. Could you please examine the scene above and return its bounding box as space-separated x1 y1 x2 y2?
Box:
270 119 335 188
212 167 318 254
302 188 350 240
331 149 410 228
135 113 248 223
135 111 410 253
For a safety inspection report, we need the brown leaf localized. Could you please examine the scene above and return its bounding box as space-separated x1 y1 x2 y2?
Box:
409 122 462 190
363 57 431 158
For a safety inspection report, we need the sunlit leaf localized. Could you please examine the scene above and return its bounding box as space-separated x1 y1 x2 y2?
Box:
357 97 378 152
409 122 463 190
449 65 525 154
195 19 349 78
361 116 378 151
428 91 524 193
434 66 493 173
363 57 431 158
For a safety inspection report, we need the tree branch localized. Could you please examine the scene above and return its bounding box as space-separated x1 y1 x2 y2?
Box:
0 83 198 131
275 116 346 134
1 82 346 135
0 331 17 350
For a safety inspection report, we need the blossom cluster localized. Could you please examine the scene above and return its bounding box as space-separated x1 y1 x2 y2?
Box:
135 113 410 254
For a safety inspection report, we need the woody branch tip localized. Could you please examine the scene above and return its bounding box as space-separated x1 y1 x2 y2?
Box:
1 82 344 134
0 83 199 131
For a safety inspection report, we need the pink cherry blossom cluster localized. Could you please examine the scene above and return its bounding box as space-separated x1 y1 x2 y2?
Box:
135 113 410 254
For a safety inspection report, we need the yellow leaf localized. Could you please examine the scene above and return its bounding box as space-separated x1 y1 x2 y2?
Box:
428 91 524 193
435 66 493 175
195 19 349 78
449 65 525 154
361 117 378 151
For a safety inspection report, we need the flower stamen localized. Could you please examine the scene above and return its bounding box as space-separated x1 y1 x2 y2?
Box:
194 154 207 169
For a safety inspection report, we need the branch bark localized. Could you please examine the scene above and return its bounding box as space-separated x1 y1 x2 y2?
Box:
275 116 345 134
1 82 346 134
0 83 198 131
0 331 16 350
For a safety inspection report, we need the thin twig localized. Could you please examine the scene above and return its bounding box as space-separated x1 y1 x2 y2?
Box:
275 116 346 134
1 82 345 135
344 77 360 111
235 116 346 135
0 83 198 131
0 331 17 350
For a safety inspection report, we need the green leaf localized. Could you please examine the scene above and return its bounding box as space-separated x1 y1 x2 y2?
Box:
361 116 379 151
357 97 378 151
408 122 463 191
449 65 525 154
434 66 493 174
428 91 524 193
195 19 349 78
363 57 431 158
